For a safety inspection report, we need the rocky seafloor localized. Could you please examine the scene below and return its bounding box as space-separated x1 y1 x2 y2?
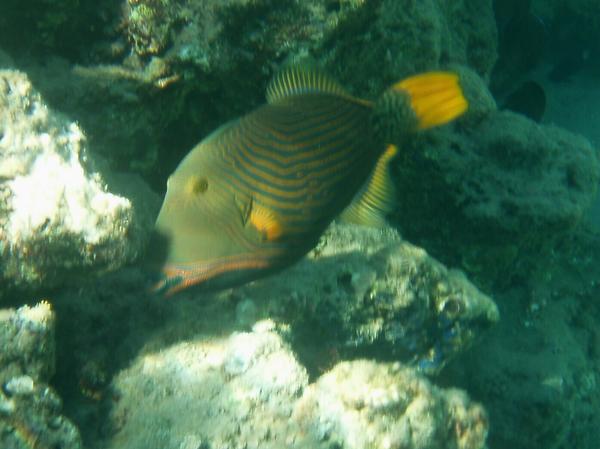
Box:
1 1 600 449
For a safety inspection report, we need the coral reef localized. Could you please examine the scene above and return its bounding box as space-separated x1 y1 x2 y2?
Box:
102 323 488 449
391 76 600 286
438 225 600 449
0 378 82 449
126 0 181 57
0 67 159 296
0 2 598 449
2 0 498 188
124 0 497 82
446 112 598 234
240 223 499 374
296 360 488 449
104 322 311 449
323 0 497 95
21 57 188 186
0 302 82 449
444 288 600 449
0 302 55 384
46 223 497 445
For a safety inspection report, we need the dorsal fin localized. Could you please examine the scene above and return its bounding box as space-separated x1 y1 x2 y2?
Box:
339 144 398 227
266 66 351 103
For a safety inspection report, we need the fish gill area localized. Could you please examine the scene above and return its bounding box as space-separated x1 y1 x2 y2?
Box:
1 1 599 449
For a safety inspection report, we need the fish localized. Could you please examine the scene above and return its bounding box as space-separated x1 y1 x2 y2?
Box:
491 0 546 96
152 66 468 296
502 80 546 122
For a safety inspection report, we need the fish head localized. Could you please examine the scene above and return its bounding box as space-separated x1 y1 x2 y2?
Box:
150 142 278 296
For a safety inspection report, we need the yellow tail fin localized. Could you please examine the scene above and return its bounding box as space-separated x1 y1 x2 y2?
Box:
393 72 468 130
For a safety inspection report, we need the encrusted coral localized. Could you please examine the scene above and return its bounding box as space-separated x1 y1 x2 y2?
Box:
126 0 181 56
0 302 82 449
391 72 600 287
0 67 158 295
236 223 499 375
296 360 489 449
102 324 488 449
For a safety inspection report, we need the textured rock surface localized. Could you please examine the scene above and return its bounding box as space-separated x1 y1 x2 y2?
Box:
393 103 600 286
103 324 488 449
0 302 55 384
123 0 497 84
46 223 497 445
322 0 497 94
445 294 599 449
0 68 159 296
105 323 311 449
440 228 600 449
296 360 489 449
240 223 499 374
0 378 83 449
5 0 497 186
0 302 82 449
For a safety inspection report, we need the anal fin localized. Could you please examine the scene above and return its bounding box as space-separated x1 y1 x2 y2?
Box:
339 144 398 227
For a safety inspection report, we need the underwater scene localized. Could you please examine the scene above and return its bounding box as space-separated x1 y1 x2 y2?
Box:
0 0 599 448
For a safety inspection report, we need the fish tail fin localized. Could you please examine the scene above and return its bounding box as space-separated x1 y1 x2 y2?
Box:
393 72 468 130
372 71 468 141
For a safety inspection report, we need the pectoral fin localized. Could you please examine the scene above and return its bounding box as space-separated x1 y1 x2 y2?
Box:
249 202 283 241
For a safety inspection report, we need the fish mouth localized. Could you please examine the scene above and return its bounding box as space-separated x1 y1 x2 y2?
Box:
151 256 273 297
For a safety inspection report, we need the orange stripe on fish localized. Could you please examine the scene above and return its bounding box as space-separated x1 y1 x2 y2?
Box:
156 256 273 296
151 66 469 295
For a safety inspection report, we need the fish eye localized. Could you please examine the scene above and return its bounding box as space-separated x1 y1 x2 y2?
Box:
185 176 209 195
195 177 209 193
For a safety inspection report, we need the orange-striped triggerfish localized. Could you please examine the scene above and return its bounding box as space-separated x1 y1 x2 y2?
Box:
153 67 468 295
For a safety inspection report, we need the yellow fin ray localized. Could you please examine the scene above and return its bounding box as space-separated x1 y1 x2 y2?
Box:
339 144 398 227
249 202 283 241
393 72 468 130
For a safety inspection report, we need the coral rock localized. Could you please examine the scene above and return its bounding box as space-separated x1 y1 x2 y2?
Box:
0 68 157 296
0 302 82 449
295 360 488 449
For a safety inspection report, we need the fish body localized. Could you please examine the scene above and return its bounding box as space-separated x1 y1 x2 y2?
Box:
153 68 467 295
